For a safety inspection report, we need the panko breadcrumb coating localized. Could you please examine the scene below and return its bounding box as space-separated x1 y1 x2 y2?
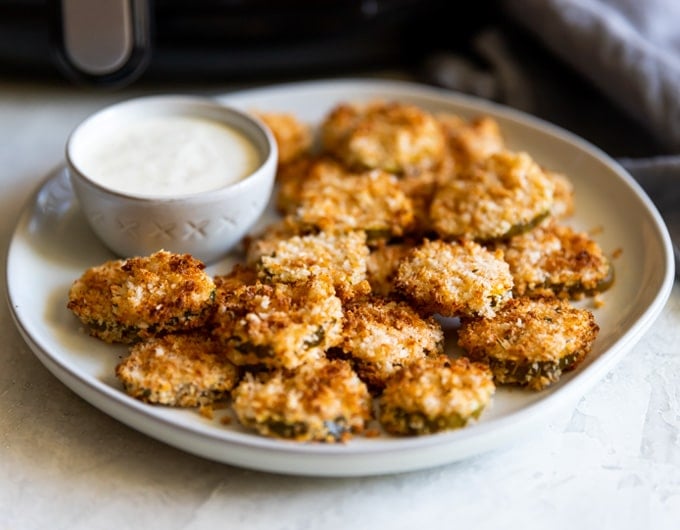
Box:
255 111 312 166
430 150 555 241
321 101 446 174
395 239 513 318
116 332 240 407
213 278 343 370
378 356 495 435
274 156 343 215
545 169 575 219
366 240 415 297
295 167 415 238
437 113 505 167
457 296 599 390
67 250 215 343
336 297 444 391
231 358 372 442
256 230 371 300
243 216 307 266
497 221 613 299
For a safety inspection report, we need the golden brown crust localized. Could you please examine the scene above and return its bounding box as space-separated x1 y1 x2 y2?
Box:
321 101 446 174
212 278 343 370
67 250 215 343
336 297 444 391
497 221 613 298
430 150 555 241
457 296 599 390
437 113 505 168
255 111 313 166
295 167 415 238
395 239 513 318
256 229 371 301
366 240 415 297
116 331 240 407
378 356 495 435
231 358 372 442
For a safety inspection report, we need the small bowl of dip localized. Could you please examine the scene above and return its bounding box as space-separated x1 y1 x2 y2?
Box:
66 94 277 264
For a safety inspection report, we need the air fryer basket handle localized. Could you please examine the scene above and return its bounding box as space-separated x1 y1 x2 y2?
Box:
50 0 152 87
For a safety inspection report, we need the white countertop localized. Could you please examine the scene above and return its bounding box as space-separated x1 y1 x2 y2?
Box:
1 79 679 530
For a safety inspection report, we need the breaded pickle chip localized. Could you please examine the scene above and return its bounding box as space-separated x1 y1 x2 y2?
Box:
232 359 372 442
366 240 415 297
430 150 555 241
255 111 312 166
213 278 343 370
257 230 371 300
336 298 445 391
395 239 513 318
437 113 505 167
544 169 575 219
275 156 341 215
457 296 599 390
243 216 308 266
116 332 240 407
497 221 613 299
321 101 446 174
379 356 495 435
295 168 415 238
67 250 215 343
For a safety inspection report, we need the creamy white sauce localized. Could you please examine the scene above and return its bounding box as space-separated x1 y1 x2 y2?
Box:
78 115 260 197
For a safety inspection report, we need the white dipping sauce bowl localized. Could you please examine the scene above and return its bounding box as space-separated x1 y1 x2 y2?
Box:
66 95 277 264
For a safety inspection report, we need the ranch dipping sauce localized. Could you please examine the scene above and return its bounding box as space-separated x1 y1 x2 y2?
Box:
78 115 261 197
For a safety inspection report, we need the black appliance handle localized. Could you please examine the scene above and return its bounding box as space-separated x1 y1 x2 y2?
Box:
49 0 152 87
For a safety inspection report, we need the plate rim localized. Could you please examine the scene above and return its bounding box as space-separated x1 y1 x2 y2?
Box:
5 78 676 475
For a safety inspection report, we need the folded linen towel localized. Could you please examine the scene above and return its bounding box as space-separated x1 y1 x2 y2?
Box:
424 0 680 268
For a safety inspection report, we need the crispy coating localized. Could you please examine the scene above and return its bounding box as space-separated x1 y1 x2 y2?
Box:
212 278 343 370
231 359 372 442
395 239 513 318
378 356 495 435
545 169 575 219
430 150 555 241
497 221 613 299
457 296 599 390
366 240 415 297
256 230 371 301
336 298 445 391
437 113 505 167
67 250 215 343
321 101 446 174
116 332 240 407
255 111 313 166
295 167 415 238
274 156 343 215
243 216 307 266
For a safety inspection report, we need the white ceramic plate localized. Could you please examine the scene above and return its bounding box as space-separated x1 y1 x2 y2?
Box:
6 79 675 476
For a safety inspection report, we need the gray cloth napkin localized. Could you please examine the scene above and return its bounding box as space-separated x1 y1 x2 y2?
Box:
424 0 680 268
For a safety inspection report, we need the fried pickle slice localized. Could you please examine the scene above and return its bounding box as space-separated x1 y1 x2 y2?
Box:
116 331 240 407
395 239 513 318
256 229 371 301
457 296 599 391
212 277 343 370
378 356 495 435
67 250 215 343
497 221 613 299
335 297 444 391
321 101 446 174
231 358 372 442
430 150 555 242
